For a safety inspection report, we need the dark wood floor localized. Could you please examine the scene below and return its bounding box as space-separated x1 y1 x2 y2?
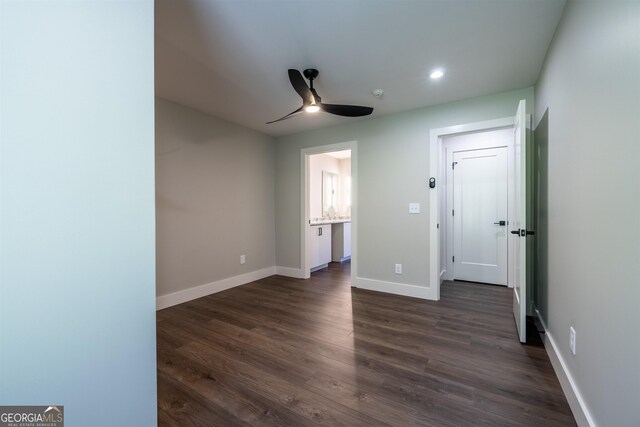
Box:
156 262 575 426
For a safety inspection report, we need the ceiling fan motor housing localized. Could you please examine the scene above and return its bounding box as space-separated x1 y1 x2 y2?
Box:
303 69 319 80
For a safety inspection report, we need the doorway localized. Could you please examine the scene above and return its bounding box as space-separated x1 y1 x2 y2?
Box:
300 141 357 281
443 128 514 286
430 100 531 343
428 116 515 301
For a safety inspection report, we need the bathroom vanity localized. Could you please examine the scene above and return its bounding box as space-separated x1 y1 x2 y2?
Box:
309 219 351 271
308 223 332 271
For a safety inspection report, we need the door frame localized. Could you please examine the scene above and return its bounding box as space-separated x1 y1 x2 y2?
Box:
443 130 514 285
429 117 514 300
300 141 357 281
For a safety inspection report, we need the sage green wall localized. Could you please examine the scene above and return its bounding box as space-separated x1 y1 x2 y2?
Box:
155 98 276 298
534 1 640 425
275 87 533 290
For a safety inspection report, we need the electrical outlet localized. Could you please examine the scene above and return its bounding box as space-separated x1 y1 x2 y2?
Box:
569 326 576 355
395 264 402 274
240 255 246 265
408 203 421 214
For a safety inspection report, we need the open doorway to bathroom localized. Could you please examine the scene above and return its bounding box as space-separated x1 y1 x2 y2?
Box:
308 150 352 274
300 141 357 282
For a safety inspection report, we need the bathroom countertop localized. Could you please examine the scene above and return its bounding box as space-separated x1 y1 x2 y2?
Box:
309 219 351 226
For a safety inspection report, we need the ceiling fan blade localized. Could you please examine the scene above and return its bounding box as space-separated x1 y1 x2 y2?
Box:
288 69 315 105
266 105 304 124
320 103 373 117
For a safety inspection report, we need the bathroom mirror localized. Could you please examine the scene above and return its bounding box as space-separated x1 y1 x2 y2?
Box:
322 171 338 217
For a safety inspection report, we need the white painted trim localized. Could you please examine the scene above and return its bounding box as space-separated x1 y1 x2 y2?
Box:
352 277 434 300
543 330 597 427
301 141 358 284
310 263 329 273
156 267 276 310
275 266 305 278
301 151 311 279
429 117 515 301
429 128 440 300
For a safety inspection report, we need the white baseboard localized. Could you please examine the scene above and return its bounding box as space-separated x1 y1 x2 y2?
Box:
351 277 435 300
310 263 329 273
275 266 305 278
156 266 276 310
440 269 446 284
542 329 596 427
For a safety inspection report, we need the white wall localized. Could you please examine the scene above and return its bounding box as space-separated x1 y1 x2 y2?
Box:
155 99 276 304
0 2 157 426
534 1 640 426
338 158 352 217
275 87 533 298
309 153 340 219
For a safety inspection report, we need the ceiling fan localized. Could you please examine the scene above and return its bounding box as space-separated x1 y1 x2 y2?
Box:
267 69 374 124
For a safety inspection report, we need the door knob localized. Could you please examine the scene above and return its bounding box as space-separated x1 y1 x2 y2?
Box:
511 229 533 236
493 220 507 226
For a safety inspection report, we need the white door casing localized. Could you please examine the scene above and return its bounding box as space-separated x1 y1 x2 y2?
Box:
512 99 528 343
430 117 515 301
452 147 508 285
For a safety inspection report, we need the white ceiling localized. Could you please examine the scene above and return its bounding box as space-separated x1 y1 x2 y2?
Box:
156 0 565 137
325 150 351 160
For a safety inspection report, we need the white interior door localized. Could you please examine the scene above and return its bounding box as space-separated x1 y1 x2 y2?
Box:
452 147 508 285
512 99 528 343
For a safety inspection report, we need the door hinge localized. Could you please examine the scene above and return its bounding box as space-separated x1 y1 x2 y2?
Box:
452 256 455 263
452 209 454 216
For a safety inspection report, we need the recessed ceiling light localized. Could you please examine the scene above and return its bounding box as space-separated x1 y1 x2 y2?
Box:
430 70 444 79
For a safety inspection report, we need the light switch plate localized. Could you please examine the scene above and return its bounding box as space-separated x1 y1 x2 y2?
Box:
409 203 420 214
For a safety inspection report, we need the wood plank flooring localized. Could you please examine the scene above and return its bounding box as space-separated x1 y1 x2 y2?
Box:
157 262 576 426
